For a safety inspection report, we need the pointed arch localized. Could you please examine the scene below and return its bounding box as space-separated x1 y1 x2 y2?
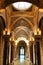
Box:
14 26 32 36
10 17 34 30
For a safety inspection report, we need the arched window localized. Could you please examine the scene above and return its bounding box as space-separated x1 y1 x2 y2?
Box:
19 46 25 63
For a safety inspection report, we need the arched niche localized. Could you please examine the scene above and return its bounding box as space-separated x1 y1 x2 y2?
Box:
39 16 43 35
0 16 6 36
11 18 33 31
16 40 28 58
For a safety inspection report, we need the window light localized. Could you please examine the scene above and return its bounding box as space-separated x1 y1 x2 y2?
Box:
12 2 32 11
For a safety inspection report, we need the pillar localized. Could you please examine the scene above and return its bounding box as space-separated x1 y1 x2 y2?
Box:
3 35 10 65
41 37 43 65
33 41 36 65
34 35 41 65
9 42 11 64
10 41 15 63
0 36 4 65
27 45 30 60
29 41 33 63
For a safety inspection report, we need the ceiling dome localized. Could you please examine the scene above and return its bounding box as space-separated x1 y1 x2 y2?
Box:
12 2 32 11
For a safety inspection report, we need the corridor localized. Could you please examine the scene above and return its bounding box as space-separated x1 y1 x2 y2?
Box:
0 0 43 65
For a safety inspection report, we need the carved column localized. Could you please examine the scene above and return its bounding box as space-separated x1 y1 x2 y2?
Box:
29 41 33 63
9 42 11 64
33 41 36 65
3 35 10 65
29 40 36 65
27 44 30 60
34 35 41 65
0 35 4 65
10 41 15 63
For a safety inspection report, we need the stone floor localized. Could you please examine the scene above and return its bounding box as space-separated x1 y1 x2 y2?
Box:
10 58 33 65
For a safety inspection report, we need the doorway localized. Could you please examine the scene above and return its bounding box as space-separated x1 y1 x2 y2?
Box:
16 40 27 62
19 46 25 62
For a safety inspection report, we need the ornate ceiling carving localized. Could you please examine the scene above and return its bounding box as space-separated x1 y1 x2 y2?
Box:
0 2 42 41
10 17 34 31
11 26 33 40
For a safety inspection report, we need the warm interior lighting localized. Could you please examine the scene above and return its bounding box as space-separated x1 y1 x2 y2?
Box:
15 37 29 45
7 30 10 35
3 30 6 35
10 38 12 41
39 9 43 12
34 28 41 35
29 37 35 41
34 29 37 35
3 28 10 35
37 28 41 35
10 37 15 41
12 2 32 11
3 28 7 35
34 31 37 35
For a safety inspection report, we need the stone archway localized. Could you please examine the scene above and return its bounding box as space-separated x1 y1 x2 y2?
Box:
11 17 33 31
16 40 28 58
15 37 30 60
10 37 33 65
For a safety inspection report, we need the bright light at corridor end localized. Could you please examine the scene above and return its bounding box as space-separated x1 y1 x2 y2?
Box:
12 2 32 11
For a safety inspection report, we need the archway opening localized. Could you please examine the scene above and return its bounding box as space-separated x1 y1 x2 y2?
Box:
16 40 28 63
19 46 25 63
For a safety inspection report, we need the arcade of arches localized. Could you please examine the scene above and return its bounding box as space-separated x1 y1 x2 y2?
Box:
0 2 43 65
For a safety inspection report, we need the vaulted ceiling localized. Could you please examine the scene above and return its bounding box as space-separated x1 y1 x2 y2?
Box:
0 0 43 8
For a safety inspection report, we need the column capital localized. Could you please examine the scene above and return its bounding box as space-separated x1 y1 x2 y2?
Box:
29 41 35 45
34 35 41 41
10 40 15 46
3 35 11 41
